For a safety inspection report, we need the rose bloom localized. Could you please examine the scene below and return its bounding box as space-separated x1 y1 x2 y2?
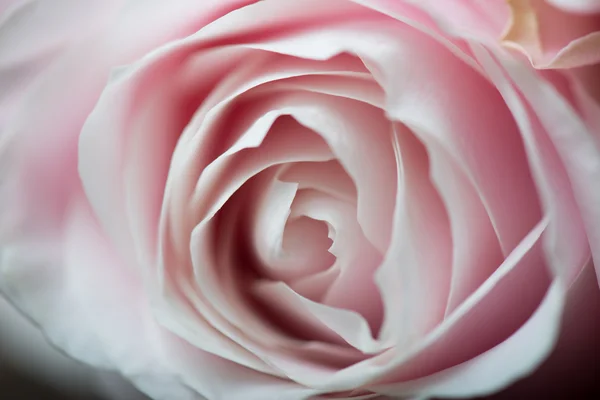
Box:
1 1 600 399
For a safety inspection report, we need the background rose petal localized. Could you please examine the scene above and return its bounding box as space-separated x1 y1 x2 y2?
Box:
502 0 600 68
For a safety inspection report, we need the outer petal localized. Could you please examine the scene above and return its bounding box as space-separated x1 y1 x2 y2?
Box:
353 0 510 44
0 0 257 398
157 331 322 400
490 46 600 288
0 0 123 130
371 277 565 398
77 0 259 269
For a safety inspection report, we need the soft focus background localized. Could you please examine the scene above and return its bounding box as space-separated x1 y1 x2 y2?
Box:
0 296 147 399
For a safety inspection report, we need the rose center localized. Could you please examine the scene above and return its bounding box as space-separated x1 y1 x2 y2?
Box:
231 154 385 342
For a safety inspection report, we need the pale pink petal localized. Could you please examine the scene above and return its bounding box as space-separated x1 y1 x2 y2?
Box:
162 116 333 297
184 114 333 231
161 255 277 377
287 264 341 302
162 196 278 376
251 189 383 356
0 296 145 400
496 51 600 286
290 190 384 336
372 25 541 256
157 329 321 400
251 220 554 395
349 0 504 69
281 217 334 272
163 180 360 392
160 124 334 366
279 218 552 394
253 279 375 353
268 73 384 109
354 0 509 43
103 0 257 62
425 137 504 315
182 87 395 254
373 218 551 384
187 0 368 47
159 53 376 266
186 52 370 134
189 98 333 224
286 95 396 254
0 0 121 129
472 44 591 285
186 3 400 255
375 125 452 349
164 11 377 188
549 32 600 69
571 63 600 108
0 1 276 398
163 112 368 377
187 183 368 385
279 160 357 204
78 50 240 272
77 0 257 267
373 278 564 398
251 177 335 282
251 178 300 279
0 0 119 65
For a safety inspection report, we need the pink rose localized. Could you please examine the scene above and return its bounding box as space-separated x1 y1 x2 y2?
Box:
1 1 599 399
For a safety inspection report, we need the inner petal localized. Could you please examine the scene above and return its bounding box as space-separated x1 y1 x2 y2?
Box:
282 216 335 273
252 188 386 354
250 173 335 283
424 136 504 315
279 160 356 204
375 125 452 349
289 189 384 332
288 94 397 255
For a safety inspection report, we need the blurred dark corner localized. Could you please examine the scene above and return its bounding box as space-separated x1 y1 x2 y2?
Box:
0 295 149 400
0 359 154 400
0 366 102 400
0 365 599 400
